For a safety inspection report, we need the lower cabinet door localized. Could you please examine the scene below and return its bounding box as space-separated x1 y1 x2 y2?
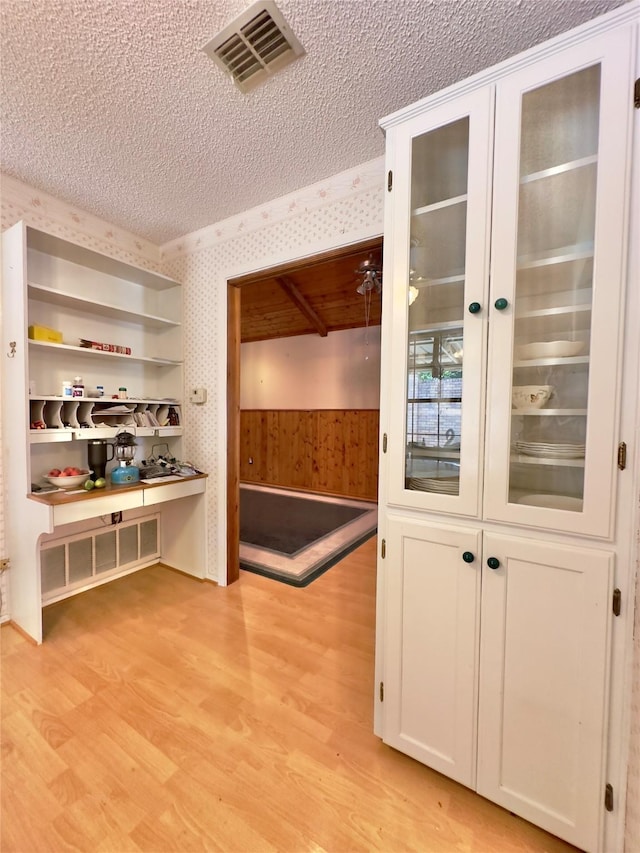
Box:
382 516 481 787
477 532 613 852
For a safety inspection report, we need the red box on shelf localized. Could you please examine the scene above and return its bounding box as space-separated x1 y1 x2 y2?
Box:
79 339 131 355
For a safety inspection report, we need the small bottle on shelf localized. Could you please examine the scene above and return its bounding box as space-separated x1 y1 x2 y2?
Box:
118 386 128 399
72 376 84 397
62 380 73 398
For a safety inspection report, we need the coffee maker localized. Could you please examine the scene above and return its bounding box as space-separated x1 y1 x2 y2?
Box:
87 439 114 481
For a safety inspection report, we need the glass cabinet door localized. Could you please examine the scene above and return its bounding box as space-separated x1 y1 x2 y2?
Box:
485 29 634 536
386 90 493 516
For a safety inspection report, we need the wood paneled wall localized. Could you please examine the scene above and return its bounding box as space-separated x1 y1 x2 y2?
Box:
240 409 379 501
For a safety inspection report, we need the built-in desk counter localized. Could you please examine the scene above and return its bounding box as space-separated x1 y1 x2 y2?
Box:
29 473 207 526
14 474 209 643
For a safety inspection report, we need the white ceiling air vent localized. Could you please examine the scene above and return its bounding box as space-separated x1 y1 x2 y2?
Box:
202 1 305 94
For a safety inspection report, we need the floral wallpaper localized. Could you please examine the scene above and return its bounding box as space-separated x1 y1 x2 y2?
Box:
0 173 161 270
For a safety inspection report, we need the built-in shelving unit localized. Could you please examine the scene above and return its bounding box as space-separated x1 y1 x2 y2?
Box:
1 222 208 644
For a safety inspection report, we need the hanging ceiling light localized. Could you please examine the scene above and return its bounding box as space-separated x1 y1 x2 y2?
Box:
355 256 382 295
355 255 382 362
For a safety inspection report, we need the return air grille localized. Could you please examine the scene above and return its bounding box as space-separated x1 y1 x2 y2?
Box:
202 1 305 93
40 514 160 603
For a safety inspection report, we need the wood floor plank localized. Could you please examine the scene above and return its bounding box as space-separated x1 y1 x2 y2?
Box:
1 538 578 852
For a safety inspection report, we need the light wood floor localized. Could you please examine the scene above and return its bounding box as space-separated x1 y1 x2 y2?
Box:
1 537 578 853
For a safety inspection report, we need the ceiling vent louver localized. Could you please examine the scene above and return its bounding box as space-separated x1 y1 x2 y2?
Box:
202 1 305 93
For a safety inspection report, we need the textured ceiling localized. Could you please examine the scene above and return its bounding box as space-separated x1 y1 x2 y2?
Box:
0 0 626 245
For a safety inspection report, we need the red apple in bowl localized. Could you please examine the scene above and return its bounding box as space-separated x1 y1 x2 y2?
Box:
44 468 93 490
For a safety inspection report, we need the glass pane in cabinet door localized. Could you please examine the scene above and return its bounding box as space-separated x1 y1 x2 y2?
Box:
405 118 469 496
509 65 600 512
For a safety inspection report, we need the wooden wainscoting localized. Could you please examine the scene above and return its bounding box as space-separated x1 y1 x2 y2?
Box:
240 409 379 500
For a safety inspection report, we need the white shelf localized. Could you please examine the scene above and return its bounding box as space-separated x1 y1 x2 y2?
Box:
511 408 588 416
513 355 589 368
28 426 183 442
411 319 464 334
413 194 467 217
511 454 585 468
516 242 594 271
515 304 591 322
29 430 74 444
28 339 182 366
411 273 465 288
31 425 182 443
28 283 181 329
29 396 182 404
520 155 597 185
27 228 179 291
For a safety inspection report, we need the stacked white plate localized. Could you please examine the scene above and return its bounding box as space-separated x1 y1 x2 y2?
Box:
514 441 585 459
409 477 460 494
515 340 586 359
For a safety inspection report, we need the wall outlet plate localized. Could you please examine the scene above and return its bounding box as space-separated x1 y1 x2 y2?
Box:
191 388 207 404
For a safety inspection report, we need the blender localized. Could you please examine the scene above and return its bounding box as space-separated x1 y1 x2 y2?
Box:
110 430 140 484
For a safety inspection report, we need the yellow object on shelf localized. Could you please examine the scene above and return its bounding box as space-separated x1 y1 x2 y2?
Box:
28 324 62 344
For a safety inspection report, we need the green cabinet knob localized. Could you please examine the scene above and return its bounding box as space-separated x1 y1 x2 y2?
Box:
462 551 475 563
494 298 509 311
468 302 481 314
487 556 500 570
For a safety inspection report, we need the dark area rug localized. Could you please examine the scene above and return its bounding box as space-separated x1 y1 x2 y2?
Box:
240 487 368 556
239 485 377 587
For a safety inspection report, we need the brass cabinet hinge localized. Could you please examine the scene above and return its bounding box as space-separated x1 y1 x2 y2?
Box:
387 170 393 191
381 539 386 559
605 783 614 812
612 588 622 617
634 78 640 108
617 442 627 470
379 681 384 702
382 433 387 453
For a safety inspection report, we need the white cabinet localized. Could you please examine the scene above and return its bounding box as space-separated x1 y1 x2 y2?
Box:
477 533 613 848
1 222 207 643
483 30 635 538
376 7 638 853
382 517 481 787
383 517 613 850
383 25 634 538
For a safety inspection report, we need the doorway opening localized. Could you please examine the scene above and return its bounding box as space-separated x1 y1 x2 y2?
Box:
226 236 383 583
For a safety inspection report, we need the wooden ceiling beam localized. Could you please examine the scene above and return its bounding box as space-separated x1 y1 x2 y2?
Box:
275 275 328 337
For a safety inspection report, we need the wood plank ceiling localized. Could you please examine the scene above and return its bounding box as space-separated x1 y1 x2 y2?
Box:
235 237 383 343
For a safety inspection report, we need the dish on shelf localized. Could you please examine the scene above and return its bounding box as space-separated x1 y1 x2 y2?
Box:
515 340 586 360
409 477 459 494
408 443 461 454
512 385 554 409
517 494 583 511
514 441 585 458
